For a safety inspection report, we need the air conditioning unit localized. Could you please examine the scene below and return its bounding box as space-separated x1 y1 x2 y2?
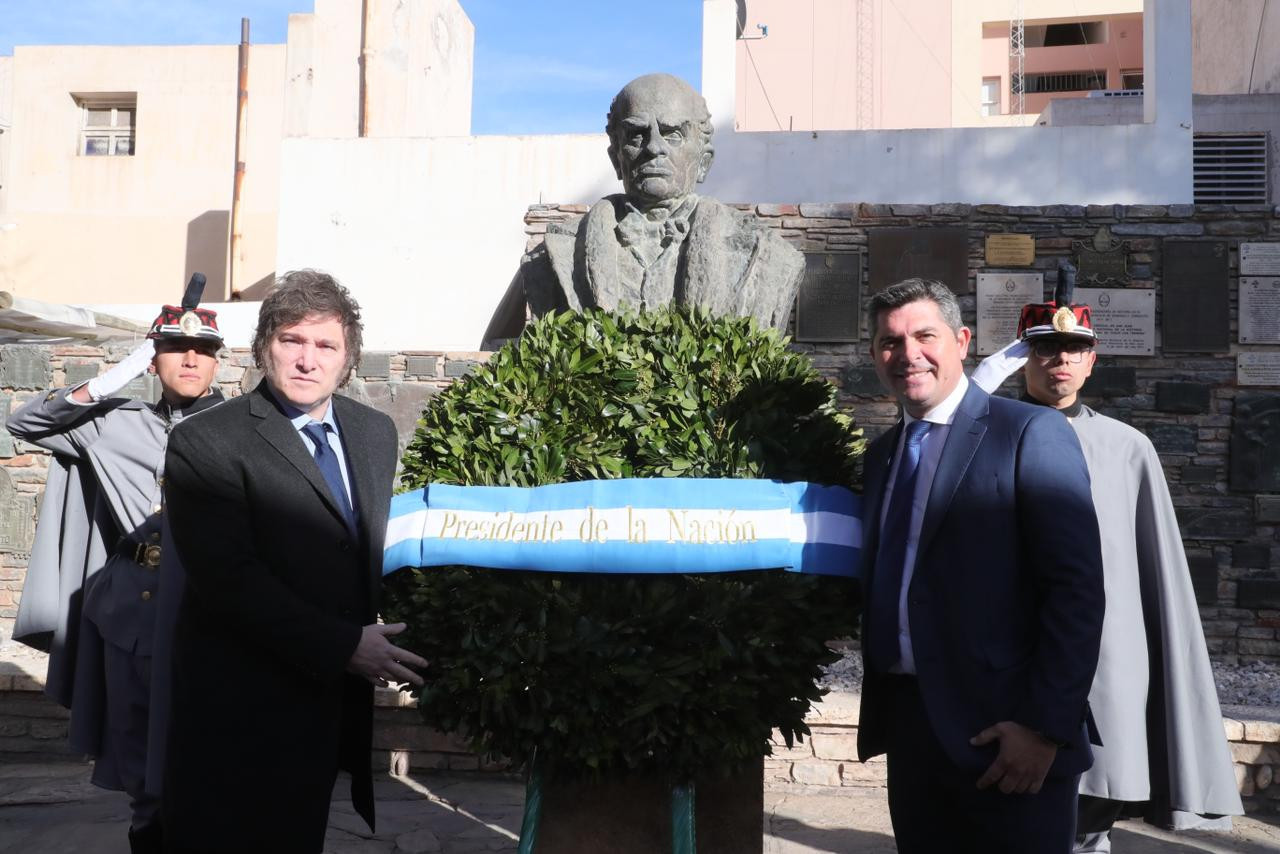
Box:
1086 89 1143 98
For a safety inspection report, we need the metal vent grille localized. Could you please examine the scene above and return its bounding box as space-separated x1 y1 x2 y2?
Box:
1194 133 1269 204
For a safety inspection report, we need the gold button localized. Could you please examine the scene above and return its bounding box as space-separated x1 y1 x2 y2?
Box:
152 503 163 514
141 591 152 601
47 391 58 401
157 476 166 488
149 532 161 543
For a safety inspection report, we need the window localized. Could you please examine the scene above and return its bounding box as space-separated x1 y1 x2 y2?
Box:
981 78 1000 116
1025 21 1108 47
76 95 136 156
1194 133 1269 204
1021 70 1107 94
1121 70 1144 91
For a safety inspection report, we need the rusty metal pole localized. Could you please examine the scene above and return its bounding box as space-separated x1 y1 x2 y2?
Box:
228 17 250 298
358 0 371 137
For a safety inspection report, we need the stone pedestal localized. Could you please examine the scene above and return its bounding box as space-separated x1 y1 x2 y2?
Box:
534 758 764 854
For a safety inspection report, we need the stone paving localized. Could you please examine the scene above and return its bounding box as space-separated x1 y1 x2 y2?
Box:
2 761 1279 853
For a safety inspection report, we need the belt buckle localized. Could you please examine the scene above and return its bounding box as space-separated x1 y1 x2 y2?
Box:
134 542 162 568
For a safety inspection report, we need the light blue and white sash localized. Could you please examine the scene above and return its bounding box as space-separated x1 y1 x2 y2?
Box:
384 478 861 578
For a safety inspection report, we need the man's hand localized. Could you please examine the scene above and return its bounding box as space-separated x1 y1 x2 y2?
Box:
970 721 1058 794
346 622 427 688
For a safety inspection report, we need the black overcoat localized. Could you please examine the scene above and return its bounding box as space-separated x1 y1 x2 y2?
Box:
161 381 398 852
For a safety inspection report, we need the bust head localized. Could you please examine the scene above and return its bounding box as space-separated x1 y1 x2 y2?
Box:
606 74 714 210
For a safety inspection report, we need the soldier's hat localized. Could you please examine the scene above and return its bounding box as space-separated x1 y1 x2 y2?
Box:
147 273 223 342
1016 261 1097 343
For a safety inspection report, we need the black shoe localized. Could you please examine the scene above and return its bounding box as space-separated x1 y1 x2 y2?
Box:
129 821 164 854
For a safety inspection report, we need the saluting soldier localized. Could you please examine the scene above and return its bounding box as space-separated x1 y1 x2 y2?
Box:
11 276 225 854
973 265 1243 852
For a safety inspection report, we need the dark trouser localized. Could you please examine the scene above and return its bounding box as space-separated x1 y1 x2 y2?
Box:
98 642 163 833
882 675 1080 854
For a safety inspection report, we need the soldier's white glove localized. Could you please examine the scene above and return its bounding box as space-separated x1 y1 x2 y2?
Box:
86 339 156 401
971 339 1030 394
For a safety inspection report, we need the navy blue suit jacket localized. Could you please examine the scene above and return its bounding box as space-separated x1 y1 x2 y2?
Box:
857 383 1105 778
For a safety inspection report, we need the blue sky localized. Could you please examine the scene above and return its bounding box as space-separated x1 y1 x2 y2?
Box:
0 0 704 135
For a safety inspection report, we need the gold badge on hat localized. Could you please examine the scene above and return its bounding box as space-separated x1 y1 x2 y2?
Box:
1052 306 1077 333
179 311 202 336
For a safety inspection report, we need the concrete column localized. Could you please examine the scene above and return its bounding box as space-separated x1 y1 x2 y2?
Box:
701 0 738 135
1144 0 1193 128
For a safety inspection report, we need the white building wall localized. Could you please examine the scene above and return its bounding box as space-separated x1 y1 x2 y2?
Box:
275 134 617 350
699 0 1193 206
0 56 12 219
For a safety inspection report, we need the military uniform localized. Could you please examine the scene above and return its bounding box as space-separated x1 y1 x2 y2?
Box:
12 282 223 854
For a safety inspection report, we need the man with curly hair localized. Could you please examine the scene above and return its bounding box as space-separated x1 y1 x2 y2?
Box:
161 270 425 853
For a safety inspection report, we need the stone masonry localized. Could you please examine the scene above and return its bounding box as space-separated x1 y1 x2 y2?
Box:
526 201 1280 663
1 203 1278 660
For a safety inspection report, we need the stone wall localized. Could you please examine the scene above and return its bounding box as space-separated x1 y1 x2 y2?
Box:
1 201 1278 660
526 201 1280 663
0 343 489 635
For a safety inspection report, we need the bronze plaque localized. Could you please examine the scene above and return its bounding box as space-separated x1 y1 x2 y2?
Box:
869 228 970 293
1074 226 1129 285
1230 393 1280 492
1162 241 1230 352
795 251 862 343
984 234 1035 266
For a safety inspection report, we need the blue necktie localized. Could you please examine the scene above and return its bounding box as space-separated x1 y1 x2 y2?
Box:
301 422 357 536
868 419 932 674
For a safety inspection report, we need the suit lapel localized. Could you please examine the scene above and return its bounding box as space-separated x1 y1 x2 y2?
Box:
249 383 349 529
915 384 989 564
859 426 900 585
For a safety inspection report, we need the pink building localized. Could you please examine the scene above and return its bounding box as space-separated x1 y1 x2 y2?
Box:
734 1 1147 130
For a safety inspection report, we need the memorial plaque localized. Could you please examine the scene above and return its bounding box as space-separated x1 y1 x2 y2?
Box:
1074 226 1129 285
984 234 1035 267
1187 555 1218 606
795 251 863 343
840 365 884 397
976 273 1043 355
1081 366 1136 398
405 355 437 377
119 374 160 403
0 347 52 390
1239 277 1280 344
1238 352 1280 386
1075 288 1155 356
1155 382 1211 414
1162 241 1230 352
0 467 36 553
64 362 100 387
1229 392 1280 492
869 228 969 293
1176 504 1255 540
358 352 392 379
0 393 13 458
1240 242 1280 276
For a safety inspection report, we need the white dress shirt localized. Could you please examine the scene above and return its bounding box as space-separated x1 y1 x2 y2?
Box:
880 375 969 674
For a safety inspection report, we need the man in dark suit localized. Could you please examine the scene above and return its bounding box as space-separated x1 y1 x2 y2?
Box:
161 270 426 853
857 277 1105 853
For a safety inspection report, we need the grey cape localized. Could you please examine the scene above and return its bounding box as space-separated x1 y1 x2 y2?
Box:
1071 405 1242 827
11 385 221 794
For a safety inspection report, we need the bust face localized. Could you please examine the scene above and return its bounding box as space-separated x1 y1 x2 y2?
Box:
609 76 712 209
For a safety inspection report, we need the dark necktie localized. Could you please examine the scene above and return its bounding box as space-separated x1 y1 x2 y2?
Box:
868 419 932 674
301 422 357 536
